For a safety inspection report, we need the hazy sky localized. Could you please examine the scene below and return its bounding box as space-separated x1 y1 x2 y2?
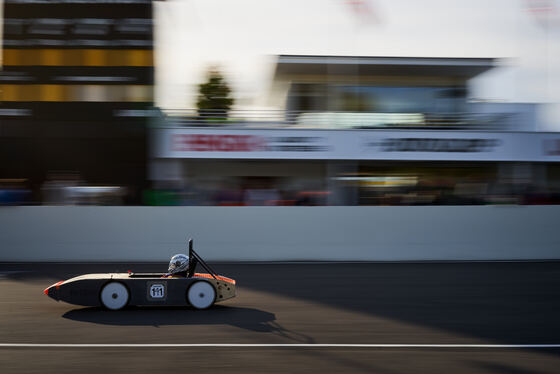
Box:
155 0 560 129
1 0 559 128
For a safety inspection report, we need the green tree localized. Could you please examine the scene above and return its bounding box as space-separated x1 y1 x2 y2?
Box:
196 68 234 120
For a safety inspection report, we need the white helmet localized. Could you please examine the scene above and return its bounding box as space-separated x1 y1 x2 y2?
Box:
168 254 189 274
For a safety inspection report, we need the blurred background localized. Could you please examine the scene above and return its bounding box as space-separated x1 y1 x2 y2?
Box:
2 0 560 207
3 5 560 373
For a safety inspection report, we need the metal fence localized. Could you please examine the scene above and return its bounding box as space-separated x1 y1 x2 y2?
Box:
161 109 516 130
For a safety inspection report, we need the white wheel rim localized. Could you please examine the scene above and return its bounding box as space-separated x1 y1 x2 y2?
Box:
188 281 215 309
100 282 129 310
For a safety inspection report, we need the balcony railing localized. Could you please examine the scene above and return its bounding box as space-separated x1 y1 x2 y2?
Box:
160 109 516 130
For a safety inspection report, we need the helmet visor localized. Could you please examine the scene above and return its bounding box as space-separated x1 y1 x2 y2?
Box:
168 254 189 274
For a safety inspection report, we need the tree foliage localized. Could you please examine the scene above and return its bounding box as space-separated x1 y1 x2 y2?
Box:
196 68 234 119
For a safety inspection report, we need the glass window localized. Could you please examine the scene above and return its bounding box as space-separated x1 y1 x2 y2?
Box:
288 84 467 114
333 86 466 113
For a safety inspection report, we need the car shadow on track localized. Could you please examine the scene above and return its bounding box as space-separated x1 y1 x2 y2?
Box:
62 305 315 343
63 305 273 331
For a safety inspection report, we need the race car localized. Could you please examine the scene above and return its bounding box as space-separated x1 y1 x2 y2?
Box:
44 239 236 310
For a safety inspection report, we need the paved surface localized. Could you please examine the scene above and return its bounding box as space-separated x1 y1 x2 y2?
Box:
1 262 560 373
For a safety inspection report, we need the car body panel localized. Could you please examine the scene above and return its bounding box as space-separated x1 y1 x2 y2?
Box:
45 272 236 307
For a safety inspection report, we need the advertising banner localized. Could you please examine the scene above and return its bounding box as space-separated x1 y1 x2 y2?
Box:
157 129 336 160
154 128 556 162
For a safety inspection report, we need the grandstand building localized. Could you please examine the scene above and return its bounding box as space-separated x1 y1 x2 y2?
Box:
151 55 560 206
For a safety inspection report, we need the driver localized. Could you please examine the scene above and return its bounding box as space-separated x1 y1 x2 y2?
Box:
162 254 189 278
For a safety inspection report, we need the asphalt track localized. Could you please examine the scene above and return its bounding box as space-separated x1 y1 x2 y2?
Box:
1 262 560 373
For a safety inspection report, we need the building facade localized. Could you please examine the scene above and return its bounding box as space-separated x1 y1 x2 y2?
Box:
151 56 560 206
1 0 154 204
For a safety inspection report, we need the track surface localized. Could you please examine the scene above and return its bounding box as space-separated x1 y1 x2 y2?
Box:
1 262 560 373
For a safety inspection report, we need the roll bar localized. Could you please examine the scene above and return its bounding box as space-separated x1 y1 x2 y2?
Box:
187 238 217 279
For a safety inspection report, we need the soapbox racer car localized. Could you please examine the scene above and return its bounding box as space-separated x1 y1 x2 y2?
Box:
44 239 236 310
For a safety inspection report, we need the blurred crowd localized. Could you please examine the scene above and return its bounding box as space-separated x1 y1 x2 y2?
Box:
0 173 126 206
143 178 329 206
142 176 560 206
355 180 560 206
2 173 560 207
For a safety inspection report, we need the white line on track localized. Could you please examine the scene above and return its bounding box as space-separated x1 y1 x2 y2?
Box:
0 344 560 348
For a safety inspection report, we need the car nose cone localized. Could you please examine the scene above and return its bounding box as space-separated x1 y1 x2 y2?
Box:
44 281 64 300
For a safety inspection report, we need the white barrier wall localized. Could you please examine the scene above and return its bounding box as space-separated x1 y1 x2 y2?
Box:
0 206 559 262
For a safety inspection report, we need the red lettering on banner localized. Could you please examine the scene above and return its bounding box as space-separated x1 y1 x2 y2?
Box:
172 134 265 152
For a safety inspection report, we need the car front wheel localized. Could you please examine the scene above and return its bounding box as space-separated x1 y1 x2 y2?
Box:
100 282 129 310
187 281 216 309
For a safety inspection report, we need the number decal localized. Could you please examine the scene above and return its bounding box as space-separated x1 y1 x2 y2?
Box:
150 284 165 298
146 281 167 301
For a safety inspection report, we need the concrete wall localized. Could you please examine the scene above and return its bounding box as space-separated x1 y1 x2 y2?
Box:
0 206 559 262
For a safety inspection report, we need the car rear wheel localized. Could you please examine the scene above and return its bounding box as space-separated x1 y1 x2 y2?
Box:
187 281 216 309
100 282 129 310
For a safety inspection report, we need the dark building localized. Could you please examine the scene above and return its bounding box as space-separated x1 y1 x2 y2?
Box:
1 0 154 204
